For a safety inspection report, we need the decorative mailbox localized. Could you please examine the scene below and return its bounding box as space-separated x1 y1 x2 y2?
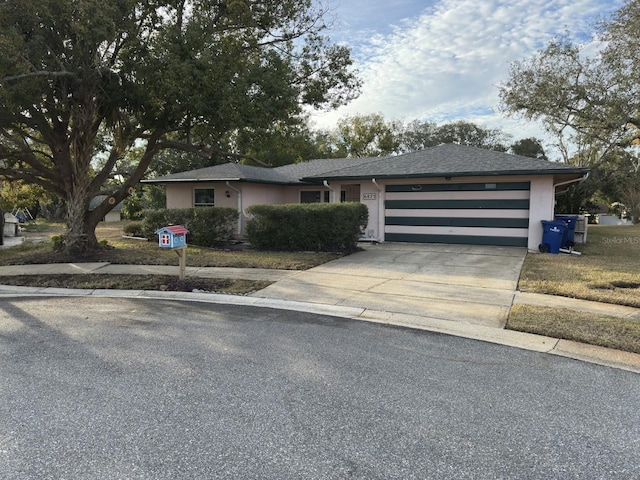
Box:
155 225 189 249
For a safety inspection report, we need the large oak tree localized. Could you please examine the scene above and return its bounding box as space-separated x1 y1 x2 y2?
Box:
0 0 360 253
498 0 640 219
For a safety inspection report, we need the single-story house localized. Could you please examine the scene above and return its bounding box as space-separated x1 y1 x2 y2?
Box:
144 144 589 251
90 195 123 222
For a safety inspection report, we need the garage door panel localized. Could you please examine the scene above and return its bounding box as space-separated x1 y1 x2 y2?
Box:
385 233 529 247
386 182 531 192
385 225 529 237
385 216 530 228
386 199 530 210
385 208 530 218
384 181 530 247
386 190 530 201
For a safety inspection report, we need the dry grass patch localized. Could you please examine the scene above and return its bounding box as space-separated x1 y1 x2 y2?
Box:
0 220 342 270
508 304 640 354
0 274 270 294
519 225 640 307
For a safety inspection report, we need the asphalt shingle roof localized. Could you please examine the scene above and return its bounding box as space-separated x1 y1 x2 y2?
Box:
145 163 291 184
146 144 588 185
273 157 381 182
302 144 588 181
146 157 382 185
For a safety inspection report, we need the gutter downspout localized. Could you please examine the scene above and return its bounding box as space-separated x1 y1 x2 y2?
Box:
554 172 590 193
323 180 336 203
225 181 242 236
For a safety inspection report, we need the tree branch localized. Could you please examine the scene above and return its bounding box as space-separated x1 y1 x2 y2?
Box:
156 140 273 167
0 168 64 197
3 70 76 83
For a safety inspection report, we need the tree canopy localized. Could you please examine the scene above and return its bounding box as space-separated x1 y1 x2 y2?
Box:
499 0 640 220
0 0 361 253
314 115 517 158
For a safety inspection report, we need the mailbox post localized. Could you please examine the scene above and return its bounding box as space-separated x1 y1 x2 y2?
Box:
154 225 189 280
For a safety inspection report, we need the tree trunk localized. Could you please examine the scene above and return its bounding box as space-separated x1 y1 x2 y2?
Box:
64 182 99 256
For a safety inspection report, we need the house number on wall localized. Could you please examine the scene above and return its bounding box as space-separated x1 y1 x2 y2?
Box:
362 193 377 200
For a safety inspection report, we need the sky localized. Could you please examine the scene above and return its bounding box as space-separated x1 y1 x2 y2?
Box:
310 0 624 156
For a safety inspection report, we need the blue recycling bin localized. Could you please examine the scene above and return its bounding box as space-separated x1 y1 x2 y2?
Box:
540 220 566 254
554 215 578 247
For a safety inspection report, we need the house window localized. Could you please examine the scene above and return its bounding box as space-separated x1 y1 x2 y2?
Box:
300 190 330 203
341 184 361 203
194 188 215 207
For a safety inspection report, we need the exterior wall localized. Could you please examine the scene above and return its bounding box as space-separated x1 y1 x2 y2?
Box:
239 183 287 206
598 214 633 226
359 181 383 240
528 176 555 251
165 182 290 235
235 183 287 235
104 211 121 223
165 182 241 209
166 184 197 208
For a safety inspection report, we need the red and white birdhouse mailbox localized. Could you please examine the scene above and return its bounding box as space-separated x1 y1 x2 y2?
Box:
155 225 189 249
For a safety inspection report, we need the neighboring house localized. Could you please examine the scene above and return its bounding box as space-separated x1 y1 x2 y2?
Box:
144 144 589 251
90 195 123 223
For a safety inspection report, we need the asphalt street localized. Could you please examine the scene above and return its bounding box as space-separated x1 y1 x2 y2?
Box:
1 297 639 479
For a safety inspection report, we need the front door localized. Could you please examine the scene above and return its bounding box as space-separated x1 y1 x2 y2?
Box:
341 184 361 203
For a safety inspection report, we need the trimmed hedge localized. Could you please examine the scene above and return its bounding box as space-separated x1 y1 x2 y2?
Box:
246 203 368 252
141 207 238 247
123 221 143 237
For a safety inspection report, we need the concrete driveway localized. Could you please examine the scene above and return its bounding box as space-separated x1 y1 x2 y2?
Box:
252 243 527 328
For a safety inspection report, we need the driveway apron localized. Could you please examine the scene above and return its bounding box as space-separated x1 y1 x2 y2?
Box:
251 243 527 328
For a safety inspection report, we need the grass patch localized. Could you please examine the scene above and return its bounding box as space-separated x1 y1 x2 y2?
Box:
0 220 343 270
19 220 65 234
519 225 640 307
0 274 270 294
507 304 640 354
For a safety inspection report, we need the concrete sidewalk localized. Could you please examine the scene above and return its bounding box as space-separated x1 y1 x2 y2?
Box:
0 262 295 282
0 235 24 249
0 244 639 373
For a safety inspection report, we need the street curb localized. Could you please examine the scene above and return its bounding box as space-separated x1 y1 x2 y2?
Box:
1 285 638 374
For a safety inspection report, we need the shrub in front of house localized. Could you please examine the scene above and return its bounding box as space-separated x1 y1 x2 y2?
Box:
123 221 144 237
140 207 238 247
246 203 368 252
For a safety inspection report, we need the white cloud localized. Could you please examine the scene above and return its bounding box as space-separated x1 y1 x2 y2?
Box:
312 0 624 157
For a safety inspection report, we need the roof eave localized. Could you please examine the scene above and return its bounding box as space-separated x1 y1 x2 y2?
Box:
304 168 590 182
142 177 242 184
142 177 308 186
